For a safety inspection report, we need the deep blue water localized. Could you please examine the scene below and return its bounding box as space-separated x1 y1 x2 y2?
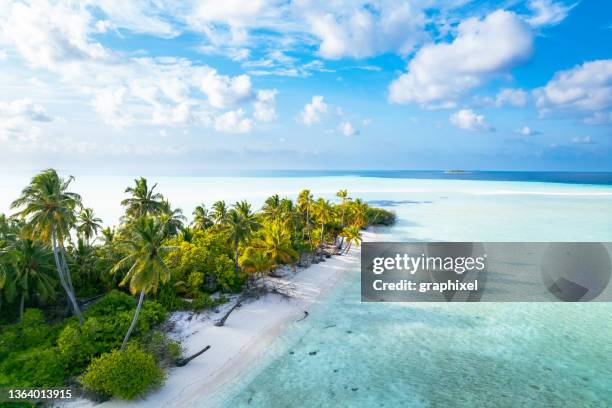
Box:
148 170 612 186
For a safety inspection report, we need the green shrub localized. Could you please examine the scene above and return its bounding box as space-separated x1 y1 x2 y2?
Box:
0 309 54 360
86 290 136 317
367 207 396 226
142 331 182 367
1 346 67 387
58 300 167 371
214 254 244 292
155 284 188 311
81 345 164 400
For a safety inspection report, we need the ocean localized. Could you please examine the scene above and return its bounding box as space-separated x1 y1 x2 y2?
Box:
1 170 611 407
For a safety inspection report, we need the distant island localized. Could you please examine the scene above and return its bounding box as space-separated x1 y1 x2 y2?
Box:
444 170 469 174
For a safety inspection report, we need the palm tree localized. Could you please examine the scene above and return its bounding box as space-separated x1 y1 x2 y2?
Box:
121 177 164 218
11 238 56 319
225 201 258 275
336 189 350 227
11 169 84 323
211 200 228 225
340 225 363 254
312 198 334 259
255 221 298 271
77 208 103 245
262 194 281 221
159 199 186 236
101 227 115 245
239 247 274 285
110 217 175 350
192 204 213 230
297 189 313 242
349 198 369 228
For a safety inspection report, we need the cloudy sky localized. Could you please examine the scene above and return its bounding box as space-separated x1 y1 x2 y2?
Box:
0 0 610 172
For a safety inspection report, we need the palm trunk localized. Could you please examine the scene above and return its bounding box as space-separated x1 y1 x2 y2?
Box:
20 292 25 320
234 240 240 275
215 294 244 327
59 243 75 296
121 289 145 351
52 228 84 324
319 225 325 260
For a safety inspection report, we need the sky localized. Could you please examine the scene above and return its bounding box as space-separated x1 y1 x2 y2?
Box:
0 0 610 172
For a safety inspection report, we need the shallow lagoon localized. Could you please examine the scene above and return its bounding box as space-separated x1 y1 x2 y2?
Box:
2 173 611 407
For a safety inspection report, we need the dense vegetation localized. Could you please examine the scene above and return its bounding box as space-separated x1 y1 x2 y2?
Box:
0 169 394 400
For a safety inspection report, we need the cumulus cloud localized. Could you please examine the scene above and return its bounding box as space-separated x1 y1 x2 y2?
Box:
200 70 253 109
214 109 253 133
298 95 329 125
298 0 427 59
449 109 493 132
527 0 575 28
339 120 359 136
0 98 54 142
389 10 533 108
495 88 529 107
253 89 278 122
1 0 111 73
533 59 612 124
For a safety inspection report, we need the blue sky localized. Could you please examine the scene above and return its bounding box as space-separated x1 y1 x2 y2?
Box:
0 0 610 172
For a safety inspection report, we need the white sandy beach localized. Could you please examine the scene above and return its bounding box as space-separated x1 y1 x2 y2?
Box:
64 233 369 408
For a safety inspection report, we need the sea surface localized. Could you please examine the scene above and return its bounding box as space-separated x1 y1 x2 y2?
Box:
1 171 611 407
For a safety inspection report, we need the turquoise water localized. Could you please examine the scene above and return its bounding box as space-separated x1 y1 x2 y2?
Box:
198 179 611 408
2 173 611 407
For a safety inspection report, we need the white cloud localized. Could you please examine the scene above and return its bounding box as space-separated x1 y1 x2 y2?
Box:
214 109 253 133
0 98 53 142
1 1 111 73
527 0 575 28
200 69 253 109
339 120 359 136
449 109 493 132
299 0 427 59
389 10 533 108
533 59 612 124
253 89 278 122
298 95 328 125
495 88 529 107
92 87 132 128
516 126 540 136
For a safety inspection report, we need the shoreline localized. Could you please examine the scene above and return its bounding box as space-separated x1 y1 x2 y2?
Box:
88 232 370 408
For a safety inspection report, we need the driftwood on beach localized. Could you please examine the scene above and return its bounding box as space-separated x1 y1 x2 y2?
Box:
176 345 211 367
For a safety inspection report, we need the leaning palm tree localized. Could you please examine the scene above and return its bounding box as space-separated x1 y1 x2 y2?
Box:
77 208 103 245
110 217 175 350
11 169 84 323
11 238 56 319
192 204 213 230
340 225 363 254
121 177 164 219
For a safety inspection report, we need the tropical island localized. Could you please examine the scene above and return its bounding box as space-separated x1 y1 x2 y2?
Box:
0 169 394 404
